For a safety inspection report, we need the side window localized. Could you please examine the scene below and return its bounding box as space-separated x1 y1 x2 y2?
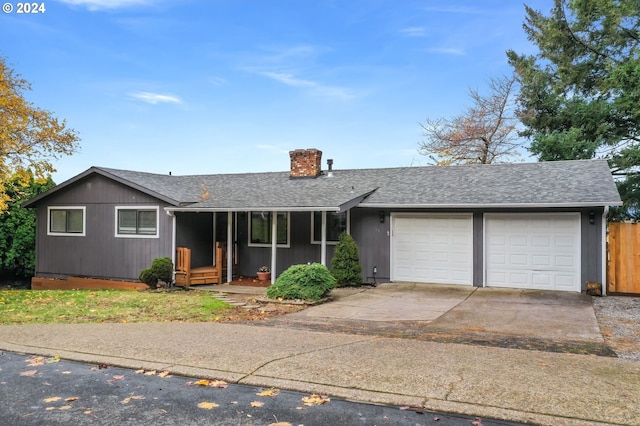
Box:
115 206 159 238
311 211 349 244
47 206 86 236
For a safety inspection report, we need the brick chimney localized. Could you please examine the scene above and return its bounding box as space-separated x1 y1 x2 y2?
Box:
289 148 322 178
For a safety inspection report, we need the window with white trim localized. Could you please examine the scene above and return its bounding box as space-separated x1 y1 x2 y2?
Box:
249 211 289 247
47 206 86 236
115 206 159 238
311 211 349 244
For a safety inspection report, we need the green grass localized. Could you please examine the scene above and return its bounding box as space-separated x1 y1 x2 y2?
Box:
0 289 233 325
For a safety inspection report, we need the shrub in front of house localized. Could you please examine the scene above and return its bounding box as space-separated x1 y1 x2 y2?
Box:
266 263 336 302
151 257 173 284
138 257 174 289
139 268 158 288
330 232 362 286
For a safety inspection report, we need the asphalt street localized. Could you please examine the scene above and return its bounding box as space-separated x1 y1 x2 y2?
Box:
0 350 524 426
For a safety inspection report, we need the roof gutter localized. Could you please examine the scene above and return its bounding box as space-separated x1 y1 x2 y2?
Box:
164 206 342 213
359 202 624 209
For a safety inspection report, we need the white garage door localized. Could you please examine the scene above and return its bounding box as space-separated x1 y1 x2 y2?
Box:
485 213 581 291
391 214 473 285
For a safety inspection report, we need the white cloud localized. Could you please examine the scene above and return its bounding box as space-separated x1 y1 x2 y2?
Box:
56 0 153 11
400 27 427 37
130 91 182 104
260 71 356 101
426 47 466 56
260 72 316 88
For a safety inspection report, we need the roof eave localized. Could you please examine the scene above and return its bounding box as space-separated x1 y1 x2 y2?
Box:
165 206 343 213
359 201 624 209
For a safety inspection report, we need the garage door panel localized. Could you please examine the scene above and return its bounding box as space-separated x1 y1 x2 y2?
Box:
485 213 580 291
392 215 472 285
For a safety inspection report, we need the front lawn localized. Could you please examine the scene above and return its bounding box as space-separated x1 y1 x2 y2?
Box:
0 289 246 325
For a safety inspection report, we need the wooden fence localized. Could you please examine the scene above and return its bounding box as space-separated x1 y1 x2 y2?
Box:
607 222 640 295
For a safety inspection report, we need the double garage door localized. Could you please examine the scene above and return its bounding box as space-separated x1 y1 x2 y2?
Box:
391 213 581 291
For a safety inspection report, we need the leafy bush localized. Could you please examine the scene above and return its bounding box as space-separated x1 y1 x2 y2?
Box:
138 268 157 288
138 257 174 289
0 173 55 280
330 232 362 286
266 263 336 301
151 257 173 284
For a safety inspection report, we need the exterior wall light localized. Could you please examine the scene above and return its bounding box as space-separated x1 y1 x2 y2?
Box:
379 211 385 223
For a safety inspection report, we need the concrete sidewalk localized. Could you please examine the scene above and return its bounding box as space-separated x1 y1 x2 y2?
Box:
1 322 639 426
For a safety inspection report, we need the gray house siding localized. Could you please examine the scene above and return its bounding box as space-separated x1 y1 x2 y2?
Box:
350 208 390 283
237 211 337 276
176 212 215 268
33 174 172 281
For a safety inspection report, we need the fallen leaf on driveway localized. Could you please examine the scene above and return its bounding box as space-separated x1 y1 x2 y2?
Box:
301 394 330 406
250 401 264 407
197 401 219 409
20 370 38 377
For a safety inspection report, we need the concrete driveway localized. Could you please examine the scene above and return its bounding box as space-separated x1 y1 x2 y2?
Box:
263 283 611 355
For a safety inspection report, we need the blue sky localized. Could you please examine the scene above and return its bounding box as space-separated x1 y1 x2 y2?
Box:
1 0 552 183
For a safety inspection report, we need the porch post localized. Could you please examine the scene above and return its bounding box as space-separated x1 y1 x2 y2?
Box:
212 212 217 265
168 211 176 285
320 211 327 266
271 211 277 284
227 211 233 284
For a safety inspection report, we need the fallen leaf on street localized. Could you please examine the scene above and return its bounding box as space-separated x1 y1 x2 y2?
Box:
26 357 44 366
134 369 145 374
46 356 61 364
20 370 38 377
90 364 109 371
45 407 56 411
144 370 157 376
44 397 61 403
197 401 219 409
65 397 78 402
250 401 264 407
62 371 71 375
58 405 72 410
257 388 280 397
158 371 171 378
189 379 228 388
121 394 145 404
472 419 483 426
112 375 125 381
301 394 330 406
269 422 292 426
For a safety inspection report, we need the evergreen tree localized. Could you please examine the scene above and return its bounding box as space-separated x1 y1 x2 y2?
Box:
330 232 362 286
507 0 640 219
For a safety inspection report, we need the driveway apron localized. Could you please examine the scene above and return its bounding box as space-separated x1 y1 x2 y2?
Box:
263 283 612 356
